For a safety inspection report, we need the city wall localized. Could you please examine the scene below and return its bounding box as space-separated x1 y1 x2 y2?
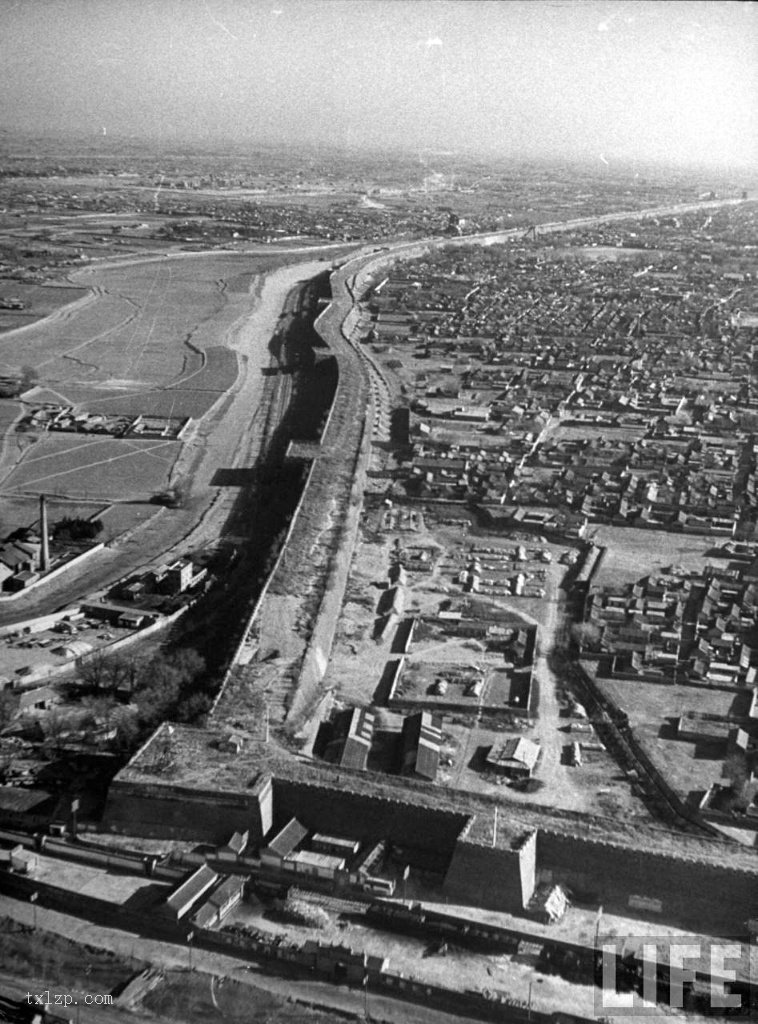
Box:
537 829 758 936
284 418 370 727
208 455 318 720
281 265 374 728
103 779 270 845
272 776 469 871
104 762 758 935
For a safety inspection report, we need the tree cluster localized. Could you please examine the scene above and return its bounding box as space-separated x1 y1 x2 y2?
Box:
77 647 210 754
52 516 104 544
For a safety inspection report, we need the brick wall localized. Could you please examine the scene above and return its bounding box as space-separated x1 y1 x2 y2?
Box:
538 830 758 935
272 777 468 870
103 781 266 845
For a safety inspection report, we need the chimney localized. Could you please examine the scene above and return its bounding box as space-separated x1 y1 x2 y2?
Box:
39 494 50 572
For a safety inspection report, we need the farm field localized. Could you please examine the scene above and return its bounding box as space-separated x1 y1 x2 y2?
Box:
0 281 87 333
0 253 303 525
0 255 271 391
1 433 180 500
59 346 238 419
0 401 34 485
95 501 164 538
0 262 214 384
0 400 21 436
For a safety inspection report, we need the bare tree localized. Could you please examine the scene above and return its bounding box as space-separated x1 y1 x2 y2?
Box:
42 707 66 756
0 690 18 733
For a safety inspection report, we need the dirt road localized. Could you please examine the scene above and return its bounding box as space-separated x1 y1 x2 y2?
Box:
525 564 594 813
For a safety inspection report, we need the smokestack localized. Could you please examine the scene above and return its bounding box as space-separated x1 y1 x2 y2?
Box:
39 494 50 572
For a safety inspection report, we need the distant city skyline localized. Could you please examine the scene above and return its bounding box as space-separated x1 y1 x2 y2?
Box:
0 0 755 168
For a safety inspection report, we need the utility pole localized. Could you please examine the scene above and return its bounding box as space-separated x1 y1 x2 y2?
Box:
70 796 79 841
492 806 498 847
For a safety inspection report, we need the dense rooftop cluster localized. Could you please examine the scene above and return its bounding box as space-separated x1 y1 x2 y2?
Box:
362 204 758 537
585 553 758 820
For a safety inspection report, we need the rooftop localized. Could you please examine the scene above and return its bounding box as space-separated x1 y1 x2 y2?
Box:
265 817 309 858
488 737 541 771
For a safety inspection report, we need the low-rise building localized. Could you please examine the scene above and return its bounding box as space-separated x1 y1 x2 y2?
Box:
163 864 219 920
486 737 541 779
284 849 346 879
260 817 309 870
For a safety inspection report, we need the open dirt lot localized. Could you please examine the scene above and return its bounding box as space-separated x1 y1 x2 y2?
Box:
597 675 738 801
0 614 144 681
591 525 725 589
439 715 647 819
143 970 345 1024
550 422 647 443
320 506 651 821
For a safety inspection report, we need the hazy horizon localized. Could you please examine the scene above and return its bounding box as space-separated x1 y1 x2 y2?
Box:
0 0 755 170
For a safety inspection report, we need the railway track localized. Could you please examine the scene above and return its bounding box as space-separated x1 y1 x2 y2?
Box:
289 887 367 916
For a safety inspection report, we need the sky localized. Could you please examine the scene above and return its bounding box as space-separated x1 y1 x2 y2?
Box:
0 0 755 167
